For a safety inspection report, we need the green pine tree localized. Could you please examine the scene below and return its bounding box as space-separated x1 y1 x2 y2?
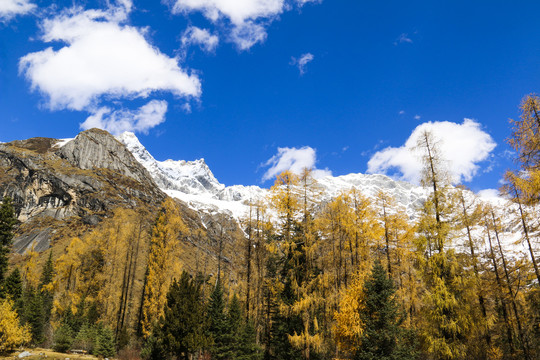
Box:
354 260 418 360
95 325 116 358
237 319 263 360
157 271 209 360
208 281 233 359
0 197 17 290
39 251 54 323
4 268 22 299
23 287 44 345
3 268 23 321
228 293 243 338
73 322 98 354
227 294 262 360
53 323 74 353
141 330 167 360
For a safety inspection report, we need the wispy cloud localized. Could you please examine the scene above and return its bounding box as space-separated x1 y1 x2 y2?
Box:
394 32 413 45
291 53 314 75
414 114 421 120
262 146 331 182
181 26 219 53
367 119 496 184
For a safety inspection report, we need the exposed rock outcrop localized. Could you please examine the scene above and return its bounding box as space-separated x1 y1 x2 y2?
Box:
12 228 52 254
59 129 155 185
0 128 165 222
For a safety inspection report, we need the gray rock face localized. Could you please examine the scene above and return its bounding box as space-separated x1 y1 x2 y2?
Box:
12 228 51 254
58 128 154 185
0 144 101 221
0 128 165 223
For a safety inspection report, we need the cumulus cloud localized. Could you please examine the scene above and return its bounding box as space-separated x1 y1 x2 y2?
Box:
167 0 316 49
367 119 496 184
0 0 35 21
262 146 331 181
81 100 168 135
477 188 501 201
291 53 314 75
19 3 201 111
181 26 219 52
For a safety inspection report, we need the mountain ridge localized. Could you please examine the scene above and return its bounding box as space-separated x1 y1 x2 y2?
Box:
115 131 435 219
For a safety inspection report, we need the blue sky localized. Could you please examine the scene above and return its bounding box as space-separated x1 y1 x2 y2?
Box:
1 0 539 192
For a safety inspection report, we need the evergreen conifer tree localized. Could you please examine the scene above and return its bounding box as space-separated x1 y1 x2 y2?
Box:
73 322 98 354
95 325 116 358
158 271 209 360
228 294 262 360
23 287 44 344
208 281 233 359
354 260 417 360
3 269 23 315
53 323 74 353
39 251 54 323
237 319 263 360
0 197 16 289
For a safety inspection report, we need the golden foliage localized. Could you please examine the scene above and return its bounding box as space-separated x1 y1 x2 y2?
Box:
141 197 189 337
333 270 367 353
0 298 31 353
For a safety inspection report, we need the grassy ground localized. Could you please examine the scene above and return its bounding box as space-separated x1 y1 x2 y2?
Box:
0 348 99 359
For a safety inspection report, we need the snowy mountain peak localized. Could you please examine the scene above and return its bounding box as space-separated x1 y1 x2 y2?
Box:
116 132 225 197
115 132 431 219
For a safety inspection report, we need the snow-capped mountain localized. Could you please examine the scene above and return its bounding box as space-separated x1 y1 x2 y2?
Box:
116 132 434 219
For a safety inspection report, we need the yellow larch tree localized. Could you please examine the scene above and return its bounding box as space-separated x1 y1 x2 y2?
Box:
0 297 31 353
141 197 188 338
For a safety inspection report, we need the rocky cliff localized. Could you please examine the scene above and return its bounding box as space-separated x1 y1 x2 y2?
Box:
0 129 166 254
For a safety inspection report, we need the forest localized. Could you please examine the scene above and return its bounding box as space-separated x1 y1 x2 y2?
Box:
0 95 539 360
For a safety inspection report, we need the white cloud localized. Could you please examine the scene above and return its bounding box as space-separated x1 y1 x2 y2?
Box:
399 110 405 115
181 26 219 52
229 21 267 50
291 52 314 75
81 100 168 135
0 0 35 21
394 32 412 45
477 188 501 201
19 3 201 111
262 146 331 181
169 0 284 24
167 0 316 49
367 119 496 184
414 114 421 120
